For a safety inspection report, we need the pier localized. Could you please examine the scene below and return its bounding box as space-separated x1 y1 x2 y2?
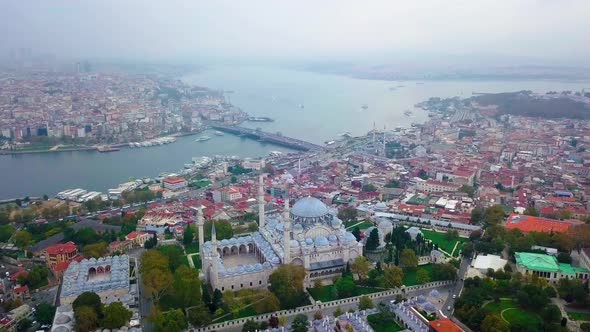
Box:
209 123 325 151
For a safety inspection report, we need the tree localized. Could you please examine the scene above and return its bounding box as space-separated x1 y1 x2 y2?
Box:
524 206 539 216
382 266 404 288
338 207 358 222
542 304 561 323
268 264 307 309
269 315 280 328
35 302 56 325
459 185 475 198
102 301 133 329
253 292 281 314
335 275 357 298
581 322 590 332
183 225 195 245
187 305 212 327
74 305 99 332
334 307 344 317
14 230 33 249
365 228 380 251
144 234 157 249
517 284 549 309
358 296 374 310
172 265 201 308
143 268 173 302
0 211 10 225
483 205 505 225
279 315 287 327
242 320 260 332
313 311 323 320
445 230 459 241
204 220 233 241
481 313 509 332
362 183 377 192
557 252 572 264
431 263 457 281
351 256 370 281
73 292 102 317
151 308 187 332
0 224 15 242
400 249 418 269
461 242 474 257
416 268 430 284
352 226 361 241
83 241 108 258
471 208 485 224
291 314 309 332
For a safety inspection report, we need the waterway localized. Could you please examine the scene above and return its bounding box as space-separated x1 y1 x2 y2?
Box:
1 64 589 199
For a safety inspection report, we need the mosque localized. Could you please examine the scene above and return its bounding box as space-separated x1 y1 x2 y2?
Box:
198 175 364 292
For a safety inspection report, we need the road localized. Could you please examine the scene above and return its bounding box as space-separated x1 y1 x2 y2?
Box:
127 247 154 332
442 255 472 315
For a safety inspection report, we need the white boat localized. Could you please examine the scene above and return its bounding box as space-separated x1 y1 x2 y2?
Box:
269 151 283 157
195 136 211 142
214 131 224 136
184 163 194 169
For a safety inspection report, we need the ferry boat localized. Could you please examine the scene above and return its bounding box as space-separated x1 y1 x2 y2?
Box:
97 146 120 153
298 104 305 109
404 110 413 116
195 136 211 142
247 117 274 122
325 140 336 145
361 104 369 110
214 131 224 136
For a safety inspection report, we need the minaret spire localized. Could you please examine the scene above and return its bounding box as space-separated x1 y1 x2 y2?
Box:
283 183 291 264
210 220 219 289
196 205 205 250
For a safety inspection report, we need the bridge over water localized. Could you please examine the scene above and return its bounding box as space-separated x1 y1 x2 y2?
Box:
209 123 325 152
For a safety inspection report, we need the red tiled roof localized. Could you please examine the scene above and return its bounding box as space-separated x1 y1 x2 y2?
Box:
429 318 463 332
126 231 147 240
505 213 572 234
163 177 187 184
13 285 29 294
46 241 77 255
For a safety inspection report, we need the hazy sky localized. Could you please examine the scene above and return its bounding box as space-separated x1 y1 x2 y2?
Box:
2 0 589 65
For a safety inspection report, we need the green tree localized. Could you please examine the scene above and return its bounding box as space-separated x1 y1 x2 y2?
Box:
358 296 374 310
83 241 108 258
483 205 505 225
459 185 475 198
204 220 233 241
254 292 281 314
143 268 173 302
416 268 430 284
35 302 56 325
352 226 361 241
365 228 380 251
74 305 99 332
242 320 260 332
431 263 457 281
187 305 212 327
14 230 33 249
338 207 358 222
183 225 195 245
291 314 309 332
102 301 133 329
382 266 404 288
400 249 418 269
362 184 377 192
172 265 201 308
0 224 15 242
481 313 509 332
471 208 484 224
350 256 370 281
73 292 102 317
517 284 549 309
268 264 307 309
335 275 357 298
151 308 187 332
542 304 561 323
524 206 539 216
0 211 10 225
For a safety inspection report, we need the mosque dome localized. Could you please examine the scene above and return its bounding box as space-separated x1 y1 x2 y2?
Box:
290 239 300 247
305 238 314 246
315 236 329 247
328 235 338 242
330 218 342 228
291 197 329 218
343 232 357 243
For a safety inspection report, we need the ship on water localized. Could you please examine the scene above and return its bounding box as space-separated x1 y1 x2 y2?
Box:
97 146 120 153
247 117 274 122
360 104 368 111
404 110 413 116
195 136 211 142
214 131 224 136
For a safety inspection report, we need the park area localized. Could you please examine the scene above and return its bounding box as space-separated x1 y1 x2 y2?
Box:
483 299 542 328
421 229 468 257
345 220 374 230
366 313 403 332
307 284 383 302
567 311 590 321
402 264 434 286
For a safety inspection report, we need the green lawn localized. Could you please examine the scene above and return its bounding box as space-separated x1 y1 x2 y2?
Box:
367 313 403 332
344 220 374 230
307 285 382 302
403 264 434 286
567 311 590 321
483 299 542 328
421 229 467 257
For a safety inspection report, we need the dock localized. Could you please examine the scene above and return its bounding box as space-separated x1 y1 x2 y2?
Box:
209 123 325 152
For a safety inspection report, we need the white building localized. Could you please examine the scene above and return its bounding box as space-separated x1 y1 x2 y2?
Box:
199 178 363 291
163 177 188 191
473 254 508 274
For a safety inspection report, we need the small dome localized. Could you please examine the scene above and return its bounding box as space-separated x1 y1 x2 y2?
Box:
293 224 303 231
331 218 342 227
429 289 440 298
55 315 71 324
290 239 300 247
417 295 427 303
305 238 314 245
344 232 357 242
291 197 329 218
328 235 338 242
315 236 329 246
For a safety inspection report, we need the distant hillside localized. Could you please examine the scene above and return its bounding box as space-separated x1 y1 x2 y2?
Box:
472 91 590 119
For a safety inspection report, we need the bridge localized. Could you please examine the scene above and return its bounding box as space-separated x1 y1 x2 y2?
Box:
209 123 325 152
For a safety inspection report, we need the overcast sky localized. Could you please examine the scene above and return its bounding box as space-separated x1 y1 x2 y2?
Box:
2 0 589 65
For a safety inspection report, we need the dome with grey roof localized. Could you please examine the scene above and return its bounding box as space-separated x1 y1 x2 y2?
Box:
290 196 334 226
315 236 329 247
55 315 71 325
305 238 314 245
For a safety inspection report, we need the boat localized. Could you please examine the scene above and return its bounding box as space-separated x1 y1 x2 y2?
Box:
298 104 304 109
97 146 120 153
361 104 369 110
404 110 413 116
325 140 336 145
184 163 194 169
128 143 135 148
214 131 224 136
339 132 352 138
195 136 211 142
247 117 274 122
269 151 283 157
